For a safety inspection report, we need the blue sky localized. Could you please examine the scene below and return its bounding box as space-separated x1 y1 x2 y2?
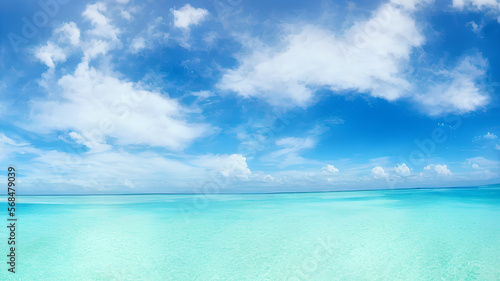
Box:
1 0 500 194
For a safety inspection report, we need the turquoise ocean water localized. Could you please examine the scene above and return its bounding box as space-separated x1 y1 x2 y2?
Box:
1 186 500 280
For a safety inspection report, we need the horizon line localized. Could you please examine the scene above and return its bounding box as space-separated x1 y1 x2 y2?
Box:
6 183 500 196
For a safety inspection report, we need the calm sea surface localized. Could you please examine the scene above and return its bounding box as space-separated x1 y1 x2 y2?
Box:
1 186 500 280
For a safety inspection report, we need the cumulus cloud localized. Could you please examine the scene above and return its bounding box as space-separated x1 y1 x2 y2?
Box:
192 154 251 179
424 164 452 176
28 62 213 150
372 166 388 179
435 164 452 176
219 2 491 115
25 1 219 194
34 22 81 69
83 3 113 35
2 135 252 193
34 3 122 67
322 164 339 174
56 22 80 46
395 163 411 176
219 2 424 107
484 132 498 139
82 2 121 59
22 0 500 193
34 42 67 69
172 4 209 30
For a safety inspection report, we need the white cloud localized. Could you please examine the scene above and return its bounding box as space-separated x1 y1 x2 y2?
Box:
219 2 491 115
35 42 67 69
0 134 37 162
126 17 167 53
34 22 81 69
192 154 251 179
466 157 500 168
191 90 214 100
123 179 135 188
453 0 500 9
484 132 498 139
21 0 500 193
81 2 121 59
395 163 411 176
83 3 110 28
219 3 424 107
172 4 209 30
25 2 222 193
68 131 111 153
372 166 388 179
25 149 207 192
0 134 29 147
415 54 489 115
496 144 500 150
130 36 146 53
453 0 500 23
203 31 218 48
422 164 452 177
275 137 316 150
466 21 484 37
322 164 339 174
390 0 433 11
261 137 317 167
418 160 499 183
56 22 80 46
435 164 452 176
120 10 132 20
28 62 213 150
1 135 254 193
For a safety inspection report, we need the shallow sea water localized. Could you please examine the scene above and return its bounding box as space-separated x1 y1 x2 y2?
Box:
1 186 500 280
